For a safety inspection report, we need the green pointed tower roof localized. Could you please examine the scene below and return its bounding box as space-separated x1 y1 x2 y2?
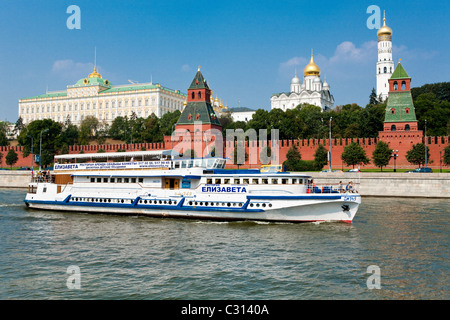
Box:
176 67 221 126
390 61 410 80
189 66 210 90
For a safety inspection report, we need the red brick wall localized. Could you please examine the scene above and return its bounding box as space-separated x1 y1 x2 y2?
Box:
0 135 448 170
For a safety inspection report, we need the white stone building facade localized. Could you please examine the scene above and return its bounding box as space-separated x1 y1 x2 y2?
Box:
18 67 186 126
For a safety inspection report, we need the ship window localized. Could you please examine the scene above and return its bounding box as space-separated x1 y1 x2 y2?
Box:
103 178 108 183
117 178 122 183
207 178 213 184
124 178 129 183
234 179 240 184
97 178 102 183
224 179 230 184
272 179 278 184
110 178 115 183
215 179 221 184
181 161 187 168
252 179 259 184
282 179 288 184
174 161 180 169
90 178 95 183
262 178 268 184
292 179 297 184
43 187 47 193
243 178 249 184
131 178 136 183
138 178 143 183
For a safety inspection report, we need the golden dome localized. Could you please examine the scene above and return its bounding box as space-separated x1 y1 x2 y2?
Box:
304 53 320 76
88 66 102 78
377 13 392 37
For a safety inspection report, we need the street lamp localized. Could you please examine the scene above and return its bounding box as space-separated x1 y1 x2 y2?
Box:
392 150 399 172
328 117 332 172
39 128 49 171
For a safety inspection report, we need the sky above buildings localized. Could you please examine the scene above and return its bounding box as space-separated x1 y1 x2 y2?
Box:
1 0 449 122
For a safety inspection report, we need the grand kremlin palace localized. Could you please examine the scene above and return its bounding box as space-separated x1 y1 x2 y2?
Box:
18 67 187 126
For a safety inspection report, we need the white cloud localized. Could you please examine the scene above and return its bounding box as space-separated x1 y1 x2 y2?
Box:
181 64 191 72
51 59 95 80
329 41 377 64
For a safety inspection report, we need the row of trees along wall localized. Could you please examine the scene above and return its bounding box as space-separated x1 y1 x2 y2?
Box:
0 136 448 170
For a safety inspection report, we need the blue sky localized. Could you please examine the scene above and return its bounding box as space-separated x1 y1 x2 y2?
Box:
1 0 449 122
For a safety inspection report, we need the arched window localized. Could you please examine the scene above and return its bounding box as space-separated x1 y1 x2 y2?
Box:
390 67 392 73
198 91 202 99
393 81 398 90
378 68 380 74
405 124 410 131
384 67 387 73
390 108 395 114
191 92 195 100
391 125 396 131
405 108 410 114
401 81 406 90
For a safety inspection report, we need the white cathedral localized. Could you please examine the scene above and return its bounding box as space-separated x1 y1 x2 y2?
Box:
271 52 334 111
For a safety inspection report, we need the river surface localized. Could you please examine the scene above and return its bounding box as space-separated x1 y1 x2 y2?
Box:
0 188 448 300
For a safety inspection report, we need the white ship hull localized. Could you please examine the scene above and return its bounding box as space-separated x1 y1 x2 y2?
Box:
24 151 361 223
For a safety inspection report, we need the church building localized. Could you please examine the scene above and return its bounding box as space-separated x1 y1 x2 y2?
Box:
271 52 334 111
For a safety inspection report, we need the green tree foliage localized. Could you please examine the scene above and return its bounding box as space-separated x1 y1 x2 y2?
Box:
283 144 302 171
79 116 99 145
369 88 379 105
0 122 9 146
341 142 370 168
406 143 431 167
372 141 392 171
17 119 63 168
443 144 450 166
313 144 328 170
5 149 18 168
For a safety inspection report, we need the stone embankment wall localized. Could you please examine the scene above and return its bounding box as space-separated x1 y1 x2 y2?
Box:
308 172 450 198
0 171 448 198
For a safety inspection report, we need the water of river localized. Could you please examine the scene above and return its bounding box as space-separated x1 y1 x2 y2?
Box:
0 188 447 300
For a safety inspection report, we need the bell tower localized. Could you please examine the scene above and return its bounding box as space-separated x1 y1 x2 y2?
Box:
376 11 394 102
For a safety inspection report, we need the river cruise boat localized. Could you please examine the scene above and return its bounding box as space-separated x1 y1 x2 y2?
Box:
24 150 361 223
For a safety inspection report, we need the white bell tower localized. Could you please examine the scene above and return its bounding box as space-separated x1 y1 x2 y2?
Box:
376 11 394 102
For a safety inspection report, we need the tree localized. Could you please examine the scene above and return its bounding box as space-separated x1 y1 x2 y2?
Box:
283 144 302 171
313 144 328 170
5 149 18 168
232 142 248 168
369 88 379 105
406 143 431 167
79 116 99 145
341 142 370 168
0 122 8 146
443 144 450 166
372 141 392 171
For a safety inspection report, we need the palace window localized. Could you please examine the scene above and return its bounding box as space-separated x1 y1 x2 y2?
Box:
391 125 396 131
390 108 395 114
405 124 410 131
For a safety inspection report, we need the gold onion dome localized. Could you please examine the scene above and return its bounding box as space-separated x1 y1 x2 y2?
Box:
304 53 320 76
88 66 102 78
377 14 392 37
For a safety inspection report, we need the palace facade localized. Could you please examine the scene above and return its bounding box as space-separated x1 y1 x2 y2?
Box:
18 66 187 126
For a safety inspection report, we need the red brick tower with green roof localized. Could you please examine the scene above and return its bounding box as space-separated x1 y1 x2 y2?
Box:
167 67 222 156
381 61 421 135
175 66 221 131
379 60 423 159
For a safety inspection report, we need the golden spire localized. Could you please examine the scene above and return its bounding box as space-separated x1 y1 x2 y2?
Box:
377 11 392 38
304 49 321 76
88 47 102 78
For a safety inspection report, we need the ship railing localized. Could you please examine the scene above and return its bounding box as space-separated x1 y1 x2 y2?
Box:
31 173 55 184
307 182 359 194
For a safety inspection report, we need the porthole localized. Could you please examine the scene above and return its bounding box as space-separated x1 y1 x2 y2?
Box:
121 199 124 203
227 203 231 207
250 203 254 207
269 203 272 207
256 203 260 207
262 203 266 207
108 199 111 203
195 202 198 205
199 202 203 206
189 201 193 205
144 200 147 204
204 202 208 206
